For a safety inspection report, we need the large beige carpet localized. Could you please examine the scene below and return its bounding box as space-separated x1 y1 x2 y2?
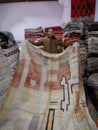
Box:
0 40 98 130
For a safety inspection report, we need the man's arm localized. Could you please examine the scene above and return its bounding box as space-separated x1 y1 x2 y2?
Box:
58 40 67 49
29 39 44 46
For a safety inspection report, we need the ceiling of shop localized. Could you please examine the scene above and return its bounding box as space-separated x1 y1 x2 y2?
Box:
0 0 57 4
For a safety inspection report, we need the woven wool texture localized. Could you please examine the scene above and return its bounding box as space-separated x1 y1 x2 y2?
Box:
0 41 97 130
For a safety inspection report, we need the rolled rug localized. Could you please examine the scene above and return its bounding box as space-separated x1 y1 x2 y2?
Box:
87 73 98 89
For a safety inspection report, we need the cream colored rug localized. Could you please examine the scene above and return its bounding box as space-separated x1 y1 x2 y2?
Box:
0 40 97 130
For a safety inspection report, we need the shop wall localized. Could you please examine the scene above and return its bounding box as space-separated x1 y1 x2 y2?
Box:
0 1 98 41
0 1 63 40
95 0 98 21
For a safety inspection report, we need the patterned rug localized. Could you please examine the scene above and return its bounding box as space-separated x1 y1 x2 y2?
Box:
0 40 98 130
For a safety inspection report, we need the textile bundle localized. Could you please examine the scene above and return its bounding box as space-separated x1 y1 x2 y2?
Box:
0 41 98 130
61 21 84 46
0 31 19 110
25 27 45 41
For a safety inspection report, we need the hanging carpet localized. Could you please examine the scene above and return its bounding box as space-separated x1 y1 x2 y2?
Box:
0 40 98 130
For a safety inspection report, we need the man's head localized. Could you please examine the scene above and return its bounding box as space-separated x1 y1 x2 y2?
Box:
48 28 54 36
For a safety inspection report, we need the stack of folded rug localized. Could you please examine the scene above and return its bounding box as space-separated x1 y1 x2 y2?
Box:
25 26 45 41
0 31 19 109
